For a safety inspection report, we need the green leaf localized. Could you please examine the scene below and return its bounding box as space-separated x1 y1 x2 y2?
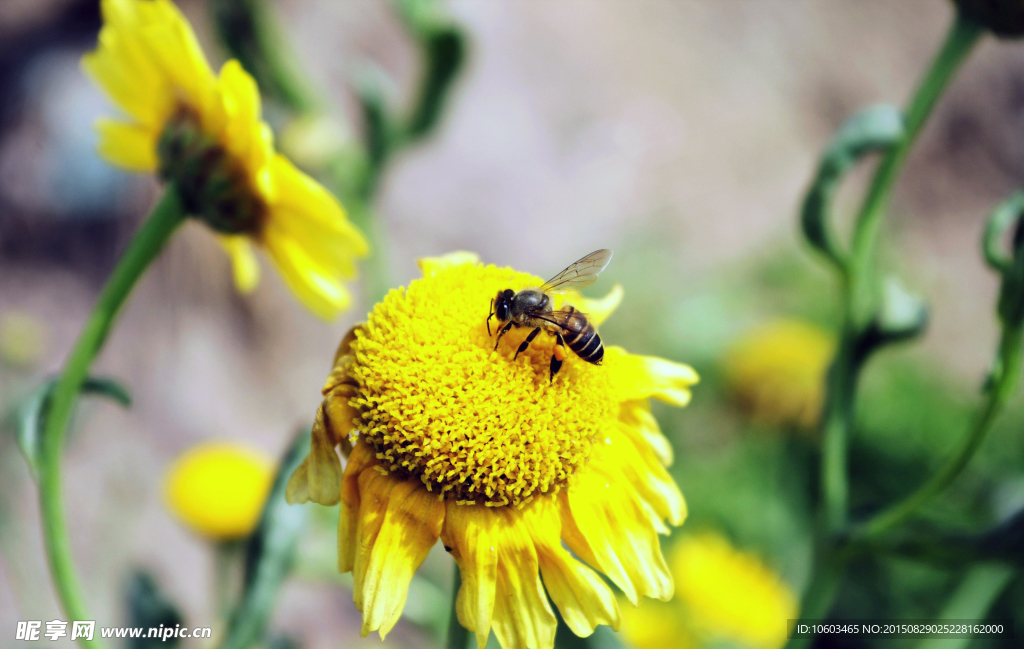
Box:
17 376 131 480
219 429 310 649
800 104 904 269
125 570 186 649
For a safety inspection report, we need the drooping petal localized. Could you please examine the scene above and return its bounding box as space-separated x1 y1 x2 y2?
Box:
356 478 445 640
263 222 353 319
443 504 557 649
265 156 367 257
605 424 687 528
604 346 699 407
522 497 620 637
418 251 481 278
284 402 342 506
618 399 673 466
441 503 499 649
217 235 261 293
559 464 673 605
489 508 557 649
338 440 377 572
95 119 158 171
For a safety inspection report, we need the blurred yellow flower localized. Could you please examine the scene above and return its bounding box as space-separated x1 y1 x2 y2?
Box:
0 310 47 368
620 532 798 649
164 442 274 540
286 252 698 649
723 319 834 430
83 0 367 318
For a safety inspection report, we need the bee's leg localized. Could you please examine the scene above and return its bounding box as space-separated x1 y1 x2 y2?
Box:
487 298 494 336
494 320 514 350
514 327 542 361
550 332 566 383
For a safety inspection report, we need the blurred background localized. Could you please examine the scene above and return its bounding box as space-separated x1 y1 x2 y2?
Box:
3 0 1024 647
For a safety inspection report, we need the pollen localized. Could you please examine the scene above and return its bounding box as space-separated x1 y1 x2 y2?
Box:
347 261 616 507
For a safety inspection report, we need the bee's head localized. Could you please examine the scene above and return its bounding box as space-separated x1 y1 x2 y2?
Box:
494 289 514 322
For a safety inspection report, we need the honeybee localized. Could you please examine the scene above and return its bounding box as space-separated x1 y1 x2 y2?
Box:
487 249 613 382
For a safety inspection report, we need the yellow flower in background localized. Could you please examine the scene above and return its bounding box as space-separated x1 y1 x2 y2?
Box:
286 252 698 649
83 0 367 318
674 534 798 649
164 442 274 540
723 319 834 430
620 532 798 649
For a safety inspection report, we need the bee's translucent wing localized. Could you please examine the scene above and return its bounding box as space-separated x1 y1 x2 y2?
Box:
540 249 613 293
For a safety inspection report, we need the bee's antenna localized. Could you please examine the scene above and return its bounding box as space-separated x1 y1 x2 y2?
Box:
487 298 494 336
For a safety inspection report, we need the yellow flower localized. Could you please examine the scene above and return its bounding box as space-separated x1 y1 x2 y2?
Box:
83 0 367 318
164 442 274 540
620 532 798 649
723 319 834 430
286 252 697 649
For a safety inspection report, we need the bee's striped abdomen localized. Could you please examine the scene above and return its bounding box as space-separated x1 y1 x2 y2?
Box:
563 320 604 365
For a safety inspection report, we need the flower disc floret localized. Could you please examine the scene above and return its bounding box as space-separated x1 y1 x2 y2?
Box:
348 262 616 506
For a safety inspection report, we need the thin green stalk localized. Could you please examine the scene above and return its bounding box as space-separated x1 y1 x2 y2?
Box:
862 324 1023 538
446 564 468 649
38 187 186 649
787 559 845 649
820 332 859 532
847 14 982 326
819 12 982 533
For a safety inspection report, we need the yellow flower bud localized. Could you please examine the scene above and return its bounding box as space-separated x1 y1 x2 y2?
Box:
164 442 274 540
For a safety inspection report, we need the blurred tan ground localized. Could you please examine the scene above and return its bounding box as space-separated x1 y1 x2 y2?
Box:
2 0 1023 646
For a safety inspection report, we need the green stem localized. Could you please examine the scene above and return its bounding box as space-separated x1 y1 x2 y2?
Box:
38 187 186 649
787 558 845 649
820 332 859 532
818 11 982 534
446 563 468 649
862 324 1024 538
847 14 982 326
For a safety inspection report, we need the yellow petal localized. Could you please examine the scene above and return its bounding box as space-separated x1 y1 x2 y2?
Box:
217 235 261 294
356 479 445 640
268 206 364 279
522 497 620 637
352 469 399 607
263 224 353 320
559 466 673 605
619 399 673 466
284 402 342 506
441 503 499 649
604 346 699 407
338 440 376 573
567 283 623 326
266 156 367 256
604 425 686 528
95 119 158 171
140 0 220 128
418 252 481 278
489 509 557 649
218 60 270 174
82 45 168 127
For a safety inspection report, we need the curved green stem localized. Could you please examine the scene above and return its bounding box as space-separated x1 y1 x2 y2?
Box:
862 324 1023 538
819 12 982 534
446 563 468 649
846 14 982 326
38 187 186 649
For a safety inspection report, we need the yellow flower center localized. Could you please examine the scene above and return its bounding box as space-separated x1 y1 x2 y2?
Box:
347 262 616 507
157 106 265 234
